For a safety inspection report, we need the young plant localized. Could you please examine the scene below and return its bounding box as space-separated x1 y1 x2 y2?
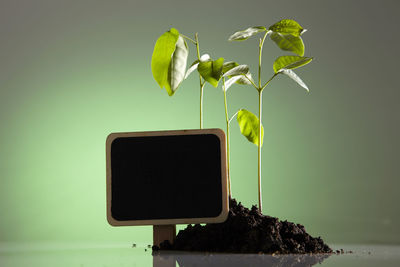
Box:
193 59 256 197
150 21 312 212
187 56 247 197
151 28 209 129
151 28 248 196
219 63 253 196
228 20 313 213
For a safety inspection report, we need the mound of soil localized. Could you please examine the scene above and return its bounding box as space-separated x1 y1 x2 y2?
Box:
154 198 332 254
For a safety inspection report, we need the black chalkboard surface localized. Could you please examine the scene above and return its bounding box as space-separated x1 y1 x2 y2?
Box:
106 129 228 226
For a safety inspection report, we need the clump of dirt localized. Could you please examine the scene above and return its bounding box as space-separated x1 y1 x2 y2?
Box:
153 198 332 254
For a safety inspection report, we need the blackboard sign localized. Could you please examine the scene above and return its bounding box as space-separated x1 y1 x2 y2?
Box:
106 129 228 226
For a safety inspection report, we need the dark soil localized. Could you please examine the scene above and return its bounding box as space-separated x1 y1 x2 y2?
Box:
153 198 332 254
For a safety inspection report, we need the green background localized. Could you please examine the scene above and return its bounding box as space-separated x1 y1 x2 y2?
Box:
1 0 399 246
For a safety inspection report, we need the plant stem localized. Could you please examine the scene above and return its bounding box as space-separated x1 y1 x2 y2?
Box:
223 78 232 197
180 34 197 45
261 73 278 91
229 110 239 124
256 31 269 213
195 33 204 129
258 32 269 88
195 33 200 59
243 74 258 90
200 82 204 129
258 90 263 213
258 43 262 88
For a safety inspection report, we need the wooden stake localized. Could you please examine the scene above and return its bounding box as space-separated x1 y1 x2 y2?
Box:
153 224 176 247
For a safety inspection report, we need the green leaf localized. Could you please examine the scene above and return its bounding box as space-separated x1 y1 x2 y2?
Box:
273 56 312 73
222 61 239 74
279 69 309 92
237 109 264 147
269 19 304 37
198 58 224 87
185 54 210 80
223 72 253 91
236 73 254 85
168 36 188 94
222 63 253 91
223 65 249 77
151 28 180 94
228 26 266 41
270 32 305 56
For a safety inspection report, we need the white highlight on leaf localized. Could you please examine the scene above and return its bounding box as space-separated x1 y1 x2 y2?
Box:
184 62 198 79
228 26 266 41
224 76 242 91
279 69 309 92
200 54 210 62
238 73 254 85
223 65 249 77
170 36 188 91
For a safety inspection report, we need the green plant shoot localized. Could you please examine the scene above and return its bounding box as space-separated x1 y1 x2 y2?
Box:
189 55 250 196
220 62 254 196
151 28 209 128
150 20 312 212
228 19 313 213
151 28 241 197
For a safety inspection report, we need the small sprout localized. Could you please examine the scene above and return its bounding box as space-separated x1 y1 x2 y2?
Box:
229 19 312 212
151 19 313 212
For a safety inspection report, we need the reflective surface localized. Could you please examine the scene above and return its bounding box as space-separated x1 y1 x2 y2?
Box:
153 251 330 267
0 243 399 267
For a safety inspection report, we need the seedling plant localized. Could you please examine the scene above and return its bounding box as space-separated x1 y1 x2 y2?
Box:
151 19 312 213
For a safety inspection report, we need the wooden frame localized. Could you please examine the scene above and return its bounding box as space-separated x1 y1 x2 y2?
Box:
106 128 229 226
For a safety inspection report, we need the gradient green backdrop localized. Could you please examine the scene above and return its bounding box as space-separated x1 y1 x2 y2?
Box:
1 0 399 246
